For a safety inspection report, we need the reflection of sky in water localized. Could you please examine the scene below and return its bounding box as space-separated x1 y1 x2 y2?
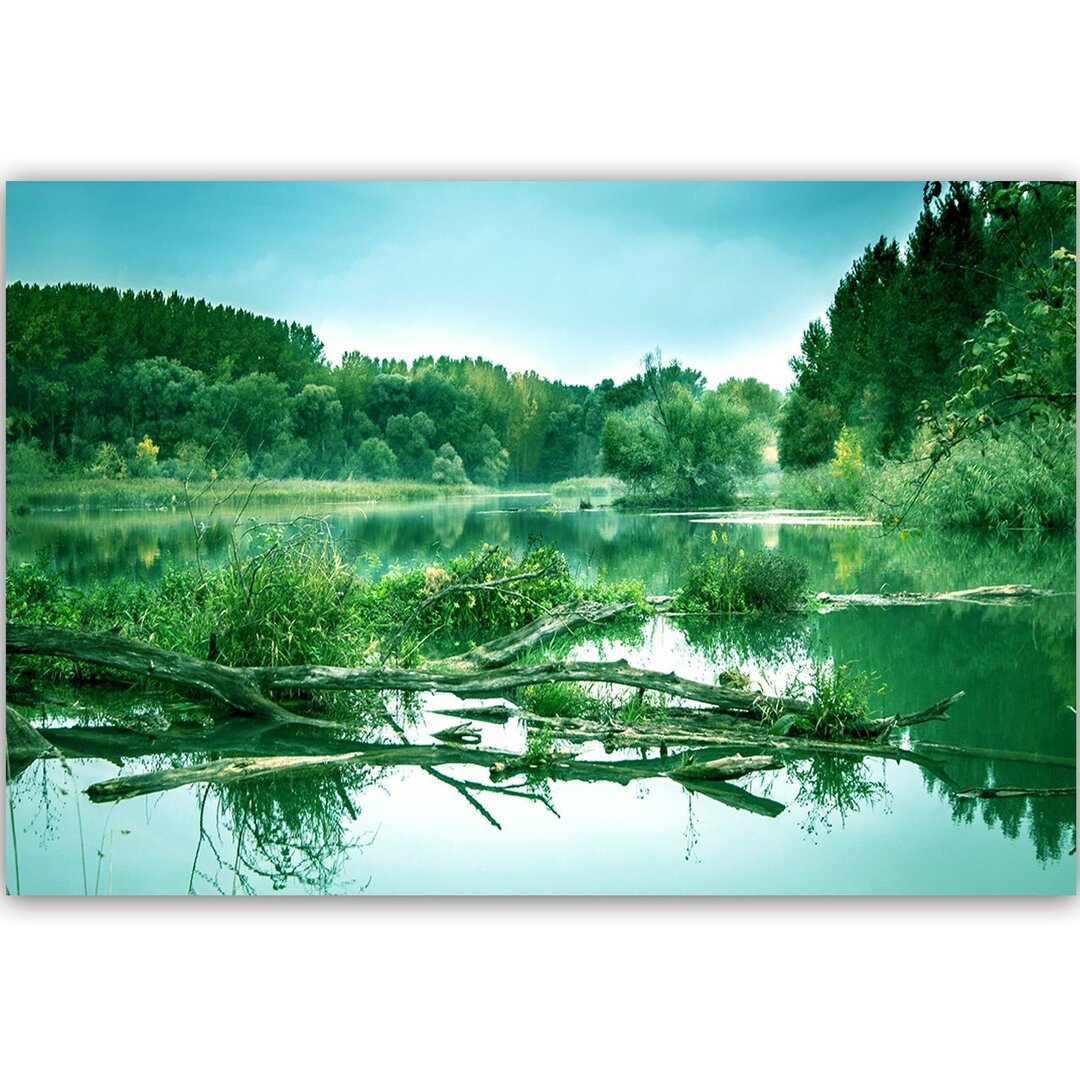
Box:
8 747 1074 896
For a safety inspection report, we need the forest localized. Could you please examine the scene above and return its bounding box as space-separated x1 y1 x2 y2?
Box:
778 180 1076 529
4 279 778 494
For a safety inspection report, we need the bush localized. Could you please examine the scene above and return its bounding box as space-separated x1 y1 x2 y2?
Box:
5 439 56 485
677 533 810 613
7 534 651 676
873 418 1075 531
431 442 468 485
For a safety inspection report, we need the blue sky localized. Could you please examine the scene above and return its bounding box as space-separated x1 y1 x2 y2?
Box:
5 181 926 389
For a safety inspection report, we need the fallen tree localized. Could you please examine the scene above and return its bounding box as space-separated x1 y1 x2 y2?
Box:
816 583 1062 611
6 620 961 737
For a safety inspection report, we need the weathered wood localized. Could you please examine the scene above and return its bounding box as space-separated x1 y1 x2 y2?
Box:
451 598 642 668
861 691 967 738
817 583 1060 611
952 787 1076 800
247 656 817 717
669 754 782 782
674 779 786 817
6 624 325 728
81 741 785 807
517 708 962 785
430 704 513 724
431 723 482 744
8 622 964 738
6 706 58 763
913 741 1076 770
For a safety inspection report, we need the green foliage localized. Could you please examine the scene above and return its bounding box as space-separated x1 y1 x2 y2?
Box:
777 389 840 469
4 437 56 484
676 532 810 613
875 418 1075 531
6 283 794 494
777 461 871 512
358 543 585 656
602 350 765 506
346 437 398 480
804 661 886 740
431 442 468 485
523 724 558 767
520 682 594 718
778 181 1075 531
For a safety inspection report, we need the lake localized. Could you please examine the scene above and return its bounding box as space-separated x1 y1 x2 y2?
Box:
5 494 1076 894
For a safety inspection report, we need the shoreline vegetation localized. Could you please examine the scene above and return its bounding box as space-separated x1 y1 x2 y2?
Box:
9 528 1068 811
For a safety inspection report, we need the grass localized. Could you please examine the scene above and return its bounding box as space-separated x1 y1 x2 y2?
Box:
676 532 811 614
872 422 1076 531
520 682 595 718
6 475 479 511
6 532 650 679
778 418 1075 531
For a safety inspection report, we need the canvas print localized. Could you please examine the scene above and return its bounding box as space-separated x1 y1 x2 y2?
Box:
4 180 1076 895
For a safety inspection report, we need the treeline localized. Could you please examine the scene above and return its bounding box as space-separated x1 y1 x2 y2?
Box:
779 181 1076 468
6 281 780 489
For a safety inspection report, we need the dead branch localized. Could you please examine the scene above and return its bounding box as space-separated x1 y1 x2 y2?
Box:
450 598 642 668
952 787 1076 800
6 620 963 739
817 584 1061 611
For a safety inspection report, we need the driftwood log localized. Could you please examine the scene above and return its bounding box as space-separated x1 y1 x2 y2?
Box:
6 621 962 737
78 741 788 812
816 583 1061 611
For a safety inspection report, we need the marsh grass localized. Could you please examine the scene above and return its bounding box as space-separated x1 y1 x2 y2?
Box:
770 660 886 740
550 475 627 504
7 533 650 679
778 418 1075 531
677 532 811 614
520 682 595 718
7 475 476 511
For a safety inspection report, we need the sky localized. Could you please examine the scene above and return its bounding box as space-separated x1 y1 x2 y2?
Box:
5 181 927 390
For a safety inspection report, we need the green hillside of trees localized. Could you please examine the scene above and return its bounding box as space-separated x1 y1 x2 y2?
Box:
5 281 778 491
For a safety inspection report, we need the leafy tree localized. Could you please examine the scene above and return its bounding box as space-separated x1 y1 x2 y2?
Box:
431 442 468 485
385 411 437 479
601 351 764 504
346 437 398 480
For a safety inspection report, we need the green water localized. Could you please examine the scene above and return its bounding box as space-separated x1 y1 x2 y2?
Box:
5 496 1076 894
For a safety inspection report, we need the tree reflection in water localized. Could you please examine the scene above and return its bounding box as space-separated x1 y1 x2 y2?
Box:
193 763 380 894
783 755 891 836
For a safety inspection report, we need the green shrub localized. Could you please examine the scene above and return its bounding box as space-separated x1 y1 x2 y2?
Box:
521 682 594 717
677 533 810 613
805 661 886 740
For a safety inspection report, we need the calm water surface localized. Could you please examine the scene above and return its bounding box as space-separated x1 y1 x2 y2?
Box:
6 495 1076 894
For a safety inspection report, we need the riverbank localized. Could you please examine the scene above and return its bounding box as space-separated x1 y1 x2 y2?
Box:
6 475 492 512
